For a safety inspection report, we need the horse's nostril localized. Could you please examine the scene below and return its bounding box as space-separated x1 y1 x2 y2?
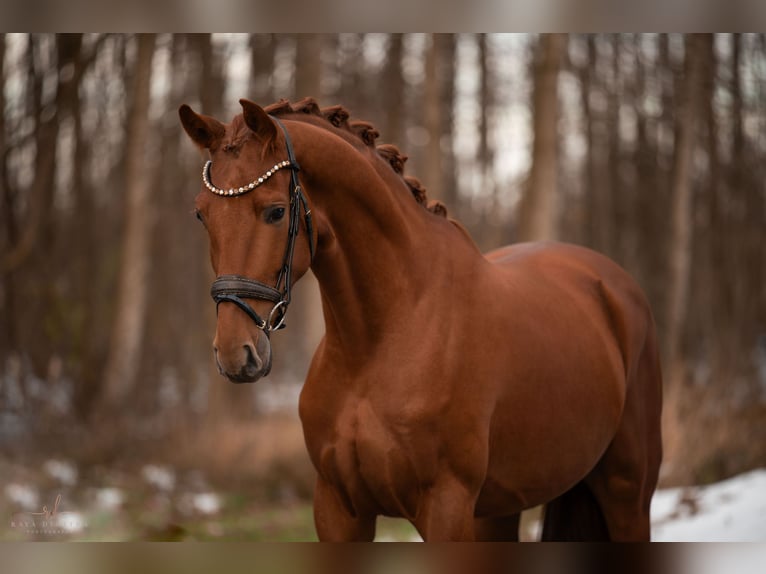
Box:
244 344 262 372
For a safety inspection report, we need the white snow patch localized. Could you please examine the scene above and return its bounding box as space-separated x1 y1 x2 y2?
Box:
4 483 39 510
95 487 124 510
477 469 766 542
652 469 766 541
141 464 176 491
56 511 87 533
177 491 222 516
43 459 78 486
192 492 221 515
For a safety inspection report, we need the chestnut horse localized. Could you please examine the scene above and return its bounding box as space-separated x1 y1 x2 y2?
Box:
179 98 662 541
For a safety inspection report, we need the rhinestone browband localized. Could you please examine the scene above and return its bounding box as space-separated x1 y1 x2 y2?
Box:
202 159 292 196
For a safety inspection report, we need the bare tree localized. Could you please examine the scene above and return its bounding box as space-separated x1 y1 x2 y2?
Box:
295 34 323 99
605 35 622 260
0 34 12 352
1 35 76 379
517 34 566 242
382 34 405 146
100 34 157 410
665 34 707 384
188 34 224 116
249 34 276 103
2 36 61 273
477 34 494 196
336 34 366 115
423 34 443 199
423 34 457 207
577 35 602 250
59 34 100 419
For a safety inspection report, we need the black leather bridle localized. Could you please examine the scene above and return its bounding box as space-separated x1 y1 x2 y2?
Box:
209 117 315 334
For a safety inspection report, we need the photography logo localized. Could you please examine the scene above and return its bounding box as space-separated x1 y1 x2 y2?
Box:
9 494 87 536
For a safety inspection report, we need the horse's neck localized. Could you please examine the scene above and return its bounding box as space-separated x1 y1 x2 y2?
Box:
291 121 452 348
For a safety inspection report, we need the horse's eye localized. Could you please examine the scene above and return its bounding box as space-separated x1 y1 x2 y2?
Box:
266 206 286 224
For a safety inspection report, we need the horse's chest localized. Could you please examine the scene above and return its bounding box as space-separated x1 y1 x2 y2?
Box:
315 399 432 519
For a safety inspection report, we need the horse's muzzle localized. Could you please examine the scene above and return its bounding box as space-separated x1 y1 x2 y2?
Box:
214 333 272 384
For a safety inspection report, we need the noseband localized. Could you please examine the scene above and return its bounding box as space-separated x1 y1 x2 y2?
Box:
208 117 315 334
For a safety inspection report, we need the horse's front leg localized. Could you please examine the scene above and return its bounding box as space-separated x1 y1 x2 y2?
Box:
313 475 376 541
413 475 478 541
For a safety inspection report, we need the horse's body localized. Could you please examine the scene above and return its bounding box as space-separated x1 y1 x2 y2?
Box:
180 98 663 541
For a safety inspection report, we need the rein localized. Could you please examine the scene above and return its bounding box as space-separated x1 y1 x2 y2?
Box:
209 117 315 334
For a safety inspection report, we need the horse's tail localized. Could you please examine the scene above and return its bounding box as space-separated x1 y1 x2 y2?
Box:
540 481 610 541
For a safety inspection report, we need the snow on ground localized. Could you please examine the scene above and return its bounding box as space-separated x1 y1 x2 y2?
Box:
2 458 765 540
651 468 766 541
386 468 766 541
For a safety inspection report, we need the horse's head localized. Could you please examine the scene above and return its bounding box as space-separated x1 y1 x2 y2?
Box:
179 100 315 383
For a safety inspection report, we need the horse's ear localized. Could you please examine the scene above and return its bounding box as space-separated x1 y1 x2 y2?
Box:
240 99 277 143
179 104 225 149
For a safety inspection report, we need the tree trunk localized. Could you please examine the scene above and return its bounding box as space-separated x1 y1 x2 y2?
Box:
476 33 501 248
56 34 99 420
100 34 157 410
294 34 323 99
190 34 223 116
0 33 13 352
423 34 443 202
631 34 662 301
440 34 458 210
337 34 365 115
703 34 723 363
517 34 566 242
423 34 457 206
2 36 59 273
728 34 763 379
2 35 64 386
382 34 405 146
478 34 494 190
605 34 622 260
249 34 276 103
138 35 208 427
579 35 600 250
665 34 707 385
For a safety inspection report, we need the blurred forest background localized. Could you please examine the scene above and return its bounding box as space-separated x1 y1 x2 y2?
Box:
0 34 765 537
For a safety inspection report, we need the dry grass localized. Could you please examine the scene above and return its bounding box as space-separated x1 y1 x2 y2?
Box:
662 378 766 487
166 413 315 499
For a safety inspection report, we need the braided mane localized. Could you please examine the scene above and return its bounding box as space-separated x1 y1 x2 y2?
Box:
263 98 448 218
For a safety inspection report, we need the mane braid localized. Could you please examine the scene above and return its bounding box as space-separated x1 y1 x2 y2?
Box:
377 144 407 175
348 121 379 147
404 176 428 206
292 97 322 116
264 99 293 116
262 98 448 218
322 105 350 128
